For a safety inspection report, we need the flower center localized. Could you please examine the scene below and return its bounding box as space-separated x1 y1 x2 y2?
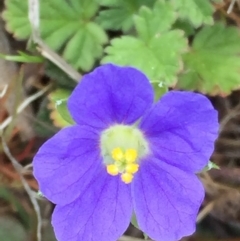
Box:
100 125 149 184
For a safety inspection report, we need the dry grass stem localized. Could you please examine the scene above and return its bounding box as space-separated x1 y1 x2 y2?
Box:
0 84 51 131
1 136 42 241
28 0 81 82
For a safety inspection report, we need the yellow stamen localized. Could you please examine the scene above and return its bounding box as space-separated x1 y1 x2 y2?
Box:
121 172 134 184
108 147 139 184
125 149 137 163
112 147 124 161
126 163 139 174
107 164 119 176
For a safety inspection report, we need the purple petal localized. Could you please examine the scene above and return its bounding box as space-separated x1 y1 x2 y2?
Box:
132 157 204 241
68 64 153 130
52 167 132 241
140 91 219 172
33 126 101 205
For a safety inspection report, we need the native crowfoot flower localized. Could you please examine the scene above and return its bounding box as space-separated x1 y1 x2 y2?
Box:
33 64 218 241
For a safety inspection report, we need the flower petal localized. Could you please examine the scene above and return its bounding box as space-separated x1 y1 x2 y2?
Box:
33 126 101 205
132 158 204 241
140 91 219 172
52 167 132 241
68 64 153 130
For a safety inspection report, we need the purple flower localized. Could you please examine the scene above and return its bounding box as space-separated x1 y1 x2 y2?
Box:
33 64 218 241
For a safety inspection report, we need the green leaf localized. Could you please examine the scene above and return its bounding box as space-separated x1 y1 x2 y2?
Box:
97 0 118 5
172 20 195 37
0 51 44 63
134 0 177 41
211 0 223 3
152 81 168 101
171 0 215 27
96 0 156 32
55 99 75 125
177 23 240 96
103 0 187 85
103 32 187 85
3 0 108 71
131 214 139 229
50 89 72 102
3 0 30 39
49 89 75 126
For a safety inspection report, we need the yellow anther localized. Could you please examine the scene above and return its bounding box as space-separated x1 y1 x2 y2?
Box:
121 172 134 184
107 164 119 176
126 163 139 174
112 147 124 161
125 149 137 163
108 148 139 183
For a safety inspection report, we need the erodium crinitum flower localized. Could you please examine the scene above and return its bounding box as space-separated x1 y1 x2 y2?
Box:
33 64 219 241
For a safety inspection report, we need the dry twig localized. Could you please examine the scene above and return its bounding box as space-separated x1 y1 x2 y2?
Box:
227 0 237 13
0 84 51 131
28 0 81 82
1 136 42 241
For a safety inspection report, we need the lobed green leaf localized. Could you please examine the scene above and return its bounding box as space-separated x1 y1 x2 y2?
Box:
103 31 187 85
134 0 177 41
96 0 156 32
103 0 187 86
3 0 108 71
177 23 240 96
171 0 215 27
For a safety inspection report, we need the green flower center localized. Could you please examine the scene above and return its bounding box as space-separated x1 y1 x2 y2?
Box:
100 124 149 184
